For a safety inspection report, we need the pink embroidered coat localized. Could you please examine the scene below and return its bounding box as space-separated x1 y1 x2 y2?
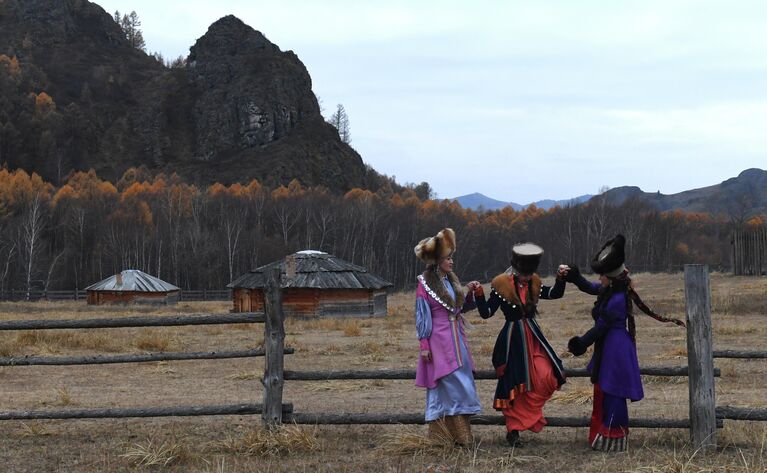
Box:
415 275 476 389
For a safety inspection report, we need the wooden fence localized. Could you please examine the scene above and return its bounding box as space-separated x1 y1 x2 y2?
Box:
0 265 764 452
0 311 291 423
0 289 230 302
260 264 766 452
732 226 767 276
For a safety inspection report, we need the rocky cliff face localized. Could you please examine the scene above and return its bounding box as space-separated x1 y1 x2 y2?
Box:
0 0 366 190
188 16 318 155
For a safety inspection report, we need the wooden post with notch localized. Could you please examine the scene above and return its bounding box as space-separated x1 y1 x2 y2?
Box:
684 264 716 450
262 266 285 427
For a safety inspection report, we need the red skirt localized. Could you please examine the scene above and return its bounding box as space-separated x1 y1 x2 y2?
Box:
502 323 559 432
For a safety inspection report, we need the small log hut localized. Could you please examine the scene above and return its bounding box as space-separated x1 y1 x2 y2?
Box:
228 251 393 317
85 270 181 305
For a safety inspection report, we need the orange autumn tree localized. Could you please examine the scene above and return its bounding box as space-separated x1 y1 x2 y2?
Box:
0 54 21 78
0 168 53 217
51 170 118 288
208 180 269 282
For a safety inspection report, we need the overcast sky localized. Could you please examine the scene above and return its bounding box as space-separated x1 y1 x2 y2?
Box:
96 0 767 203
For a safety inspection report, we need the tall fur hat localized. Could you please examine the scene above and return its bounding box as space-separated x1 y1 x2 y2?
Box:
590 234 626 277
511 242 543 275
414 228 456 264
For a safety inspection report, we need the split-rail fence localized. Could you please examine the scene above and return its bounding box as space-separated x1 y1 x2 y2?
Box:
0 264 764 451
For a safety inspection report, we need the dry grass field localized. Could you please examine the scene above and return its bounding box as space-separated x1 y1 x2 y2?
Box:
0 272 765 472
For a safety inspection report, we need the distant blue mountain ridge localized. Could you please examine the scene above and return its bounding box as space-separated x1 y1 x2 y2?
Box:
449 192 593 211
450 168 767 216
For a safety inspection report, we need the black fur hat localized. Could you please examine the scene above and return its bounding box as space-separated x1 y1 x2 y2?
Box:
511 243 543 275
590 234 626 277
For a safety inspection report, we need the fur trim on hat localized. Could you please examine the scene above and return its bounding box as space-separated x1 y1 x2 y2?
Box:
591 234 626 275
414 228 456 264
511 243 543 275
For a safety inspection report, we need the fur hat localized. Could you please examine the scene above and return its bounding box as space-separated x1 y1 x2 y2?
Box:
511 243 543 275
590 234 626 277
414 228 456 264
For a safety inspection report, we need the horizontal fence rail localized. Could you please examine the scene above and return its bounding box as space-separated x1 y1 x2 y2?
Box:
180 290 231 301
0 403 293 421
284 366 719 381
0 312 264 331
714 350 767 359
287 413 723 428
0 289 231 302
716 406 767 421
0 290 87 301
0 348 294 366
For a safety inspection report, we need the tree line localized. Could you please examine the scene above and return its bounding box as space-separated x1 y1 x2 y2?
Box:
1 167 762 295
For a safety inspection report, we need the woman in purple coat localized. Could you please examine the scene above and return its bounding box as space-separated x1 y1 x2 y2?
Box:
565 235 684 452
414 228 482 446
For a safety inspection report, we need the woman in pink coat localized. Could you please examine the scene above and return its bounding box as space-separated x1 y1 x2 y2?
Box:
414 228 481 446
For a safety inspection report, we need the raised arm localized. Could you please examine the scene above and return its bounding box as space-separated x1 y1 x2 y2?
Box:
460 289 477 314
564 265 601 295
540 278 566 299
474 286 501 319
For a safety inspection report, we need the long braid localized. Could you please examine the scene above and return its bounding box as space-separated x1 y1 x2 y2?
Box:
610 273 637 343
625 286 637 344
615 271 686 330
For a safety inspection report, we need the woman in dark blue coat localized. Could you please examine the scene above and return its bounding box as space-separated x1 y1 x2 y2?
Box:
566 235 685 452
473 243 568 447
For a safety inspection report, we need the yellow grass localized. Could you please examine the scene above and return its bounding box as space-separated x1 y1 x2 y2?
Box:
227 371 260 380
643 375 687 385
11 330 119 353
551 388 593 405
54 386 73 406
342 320 362 336
134 329 174 351
375 427 454 455
18 422 53 437
0 273 765 472
120 438 191 467
658 347 688 359
209 424 320 457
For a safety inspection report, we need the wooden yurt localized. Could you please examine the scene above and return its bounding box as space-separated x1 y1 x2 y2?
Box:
85 270 181 305
228 250 393 317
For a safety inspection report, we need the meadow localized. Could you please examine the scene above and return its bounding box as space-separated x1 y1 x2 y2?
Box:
0 272 765 472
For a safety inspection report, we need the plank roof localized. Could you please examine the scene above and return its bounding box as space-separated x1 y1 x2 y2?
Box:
85 270 180 292
227 251 393 290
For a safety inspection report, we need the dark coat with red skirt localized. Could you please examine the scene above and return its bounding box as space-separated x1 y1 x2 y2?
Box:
474 273 567 410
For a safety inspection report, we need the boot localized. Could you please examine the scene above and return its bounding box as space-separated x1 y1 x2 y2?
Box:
506 430 524 447
428 417 452 443
448 415 474 447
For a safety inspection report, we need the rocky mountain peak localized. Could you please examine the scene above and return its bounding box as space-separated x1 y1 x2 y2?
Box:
189 15 278 64
0 2 365 191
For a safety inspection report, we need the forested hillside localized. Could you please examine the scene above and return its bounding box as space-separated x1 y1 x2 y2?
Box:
1 168 759 293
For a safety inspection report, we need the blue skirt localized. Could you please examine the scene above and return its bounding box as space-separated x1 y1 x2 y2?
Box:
425 335 481 421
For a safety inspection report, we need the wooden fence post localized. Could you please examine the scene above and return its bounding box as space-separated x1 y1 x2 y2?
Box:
262 267 285 427
684 264 716 450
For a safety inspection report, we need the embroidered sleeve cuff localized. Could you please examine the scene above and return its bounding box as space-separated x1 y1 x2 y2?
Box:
419 339 430 351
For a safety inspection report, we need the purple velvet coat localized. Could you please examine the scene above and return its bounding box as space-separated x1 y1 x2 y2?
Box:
574 278 644 401
415 277 476 389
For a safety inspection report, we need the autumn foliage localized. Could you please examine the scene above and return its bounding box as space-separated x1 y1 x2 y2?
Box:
0 166 760 293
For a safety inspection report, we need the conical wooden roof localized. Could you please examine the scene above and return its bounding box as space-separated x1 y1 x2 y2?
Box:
85 270 180 292
227 251 392 290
